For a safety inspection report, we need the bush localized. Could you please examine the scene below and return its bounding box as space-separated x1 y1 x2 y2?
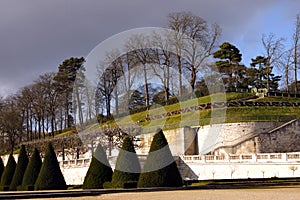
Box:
82 143 113 189
0 157 4 180
138 129 182 188
102 181 113 189
111 136 141 188
0 154 16 190
21 148 42 190
9 145 29 191
34 143 67 190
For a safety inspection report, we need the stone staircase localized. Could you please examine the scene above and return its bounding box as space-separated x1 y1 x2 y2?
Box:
199 119 299 155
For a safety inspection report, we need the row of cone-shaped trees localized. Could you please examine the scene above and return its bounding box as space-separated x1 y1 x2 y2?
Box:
0 143 66 191
0 129 182 190
83 129 183 188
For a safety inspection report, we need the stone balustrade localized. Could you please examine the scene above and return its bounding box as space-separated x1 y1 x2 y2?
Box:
58 152 300 169
59 158 91 168
181 152 300 163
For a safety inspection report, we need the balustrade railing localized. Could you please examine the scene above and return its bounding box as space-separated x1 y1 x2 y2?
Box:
58 152 300 168
181 152 300 163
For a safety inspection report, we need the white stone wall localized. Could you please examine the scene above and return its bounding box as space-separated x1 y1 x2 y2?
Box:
197 122 282 154
184 162 300 180
136 128 185 156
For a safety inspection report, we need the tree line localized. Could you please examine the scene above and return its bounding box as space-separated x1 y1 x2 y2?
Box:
0 11 300 154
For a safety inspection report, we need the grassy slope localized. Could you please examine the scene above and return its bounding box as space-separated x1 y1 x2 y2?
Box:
57 92 300 136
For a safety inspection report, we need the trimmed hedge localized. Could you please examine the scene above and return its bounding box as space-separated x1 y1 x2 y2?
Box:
9 145 29 191
0 154 16 190
34 143 67 190
83 144 113 189
111 136 141 188
138 129 182 188
21 148 42 190
0 157 4 181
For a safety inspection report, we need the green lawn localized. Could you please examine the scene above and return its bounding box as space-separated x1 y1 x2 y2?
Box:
56 92 300 136
252 96 300 102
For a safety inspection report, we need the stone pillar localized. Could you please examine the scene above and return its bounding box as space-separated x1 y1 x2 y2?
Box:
183 126 198 155
252 153 257 162
282 153 287 161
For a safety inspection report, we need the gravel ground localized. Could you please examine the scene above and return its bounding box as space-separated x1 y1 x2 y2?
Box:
31 187 300 200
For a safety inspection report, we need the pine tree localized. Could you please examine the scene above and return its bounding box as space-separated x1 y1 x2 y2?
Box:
111 136 141 188
138 129 182 188
83 143 113 189
213 42 243 90
21 148 42 190
34 143 66 190
0 154 16 190
9 145 29 191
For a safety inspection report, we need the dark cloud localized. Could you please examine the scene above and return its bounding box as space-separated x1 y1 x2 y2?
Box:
0 0 298 96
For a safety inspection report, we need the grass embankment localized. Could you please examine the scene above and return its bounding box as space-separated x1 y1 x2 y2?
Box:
113 93 253 128
59 92 300 136
251 96 300 102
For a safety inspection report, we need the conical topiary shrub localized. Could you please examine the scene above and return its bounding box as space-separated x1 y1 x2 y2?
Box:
138 129 182 188
21 148 42 191
34 143 67 190
83 143 113 189
111 136 141 188
0 154 16 191
9 145 29 191
0 157 4 181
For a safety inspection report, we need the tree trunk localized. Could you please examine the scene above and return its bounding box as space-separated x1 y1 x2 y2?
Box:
177 55 182 96
189 66 196 93
114 85 119 117
294 47 298 95
286 65 289 94
143 64 149 108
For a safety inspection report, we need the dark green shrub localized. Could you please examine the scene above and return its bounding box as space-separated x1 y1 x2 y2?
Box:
123 181 138 188
103 181 113 189
9 145 29 191
0 157 4 180
17 185 34 191
0 154 16 190
138 129 182 188
111 136 141 188
82 143 113 189
34 143 67 190
21 148 42 190
0 186 9 191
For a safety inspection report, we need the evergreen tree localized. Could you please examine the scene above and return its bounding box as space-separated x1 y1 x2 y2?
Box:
0 154 16 190
111 136 141 188
250 55 281 91
21 148 42 190
138 129 182 188
9 145 29 191
53 57 85 129
213 42 243 90
34 143 66 190
0 157 4 181
83 143 113 189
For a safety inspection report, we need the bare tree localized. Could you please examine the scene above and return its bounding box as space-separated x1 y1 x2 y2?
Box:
121 52 139 111
262 33 285 91
0 95 24 153
150 32 173 103
125 34 151 108
279 49 293 93
292 14 300 94
168 11 221 94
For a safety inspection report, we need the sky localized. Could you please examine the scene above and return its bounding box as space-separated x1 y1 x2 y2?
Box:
0 0 300 96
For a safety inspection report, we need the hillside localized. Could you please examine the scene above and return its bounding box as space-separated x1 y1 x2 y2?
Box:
78 92 300 135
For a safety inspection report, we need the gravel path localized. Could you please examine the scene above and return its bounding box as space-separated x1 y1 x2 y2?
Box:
33 187 300 200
